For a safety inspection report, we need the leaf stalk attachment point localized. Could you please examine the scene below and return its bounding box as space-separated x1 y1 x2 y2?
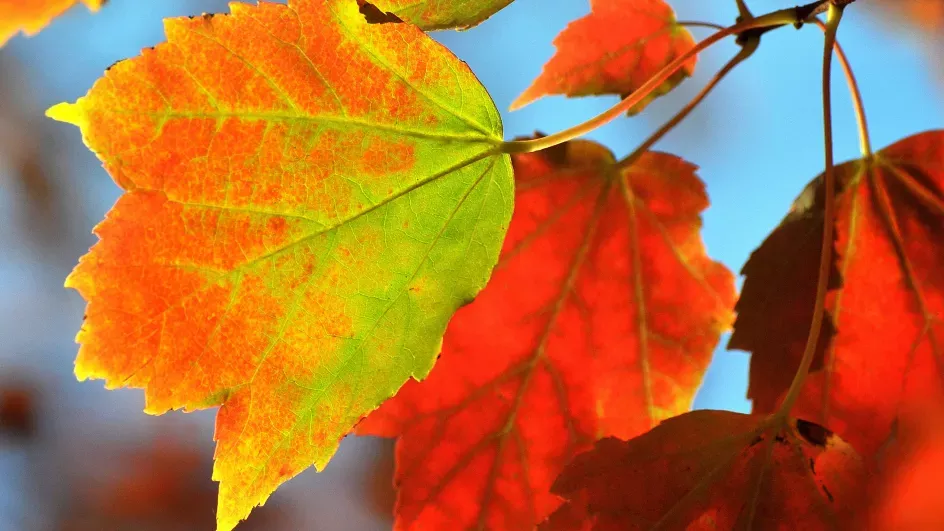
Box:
776 3 845 418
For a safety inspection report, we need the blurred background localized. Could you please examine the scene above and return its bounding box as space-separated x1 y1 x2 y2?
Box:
0 0 941 529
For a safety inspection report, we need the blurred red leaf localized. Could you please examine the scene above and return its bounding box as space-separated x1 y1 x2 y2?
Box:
0 383 37 440
875 0 944 32
548 411 866 530
359 137 735 529
868 395 944 530
58 437 281 531
0 58 65 245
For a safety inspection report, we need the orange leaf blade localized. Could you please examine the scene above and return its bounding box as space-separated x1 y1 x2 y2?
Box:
511 0 697 113
48 1 513 529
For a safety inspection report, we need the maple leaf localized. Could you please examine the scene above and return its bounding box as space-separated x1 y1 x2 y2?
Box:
357 137 736 529
46 0 513 529
0 0 104 47
548 410 866 530
732 131 944 458
510 0 697 114
728 178 840 413
356 0 514 30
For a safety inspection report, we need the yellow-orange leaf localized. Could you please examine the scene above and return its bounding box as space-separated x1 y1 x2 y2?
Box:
0 0 104 47
48 1 513 529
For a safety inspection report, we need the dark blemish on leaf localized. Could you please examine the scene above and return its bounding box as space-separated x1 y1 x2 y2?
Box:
809 457 816 474
774 433 786 444
358 2 404 24
796 418 831 447
187 13 214 22
105 59 124 72
749 435 763 447
822 485 834 503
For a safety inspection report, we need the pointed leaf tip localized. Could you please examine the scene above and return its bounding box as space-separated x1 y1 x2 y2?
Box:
507 93 531 112
46 101 85 128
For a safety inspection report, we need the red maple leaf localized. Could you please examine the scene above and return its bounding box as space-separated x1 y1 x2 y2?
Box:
548 411 866 530
358 137 735 529
733 131 944 458
511 0 697 113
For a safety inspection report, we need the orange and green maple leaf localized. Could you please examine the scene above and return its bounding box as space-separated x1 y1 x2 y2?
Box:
357 138 736 529
732 131 944 459
0 0 103 47
46 0 513 529
357 0 515 30
511 0 697 113
547 411 866 530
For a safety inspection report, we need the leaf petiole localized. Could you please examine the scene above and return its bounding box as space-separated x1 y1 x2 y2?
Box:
677 20 726 31
776 3 846 418
616 35 760 170
811 17 872 158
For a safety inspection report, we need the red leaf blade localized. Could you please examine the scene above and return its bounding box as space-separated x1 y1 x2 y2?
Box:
359 138 735 529
511 0 697 113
